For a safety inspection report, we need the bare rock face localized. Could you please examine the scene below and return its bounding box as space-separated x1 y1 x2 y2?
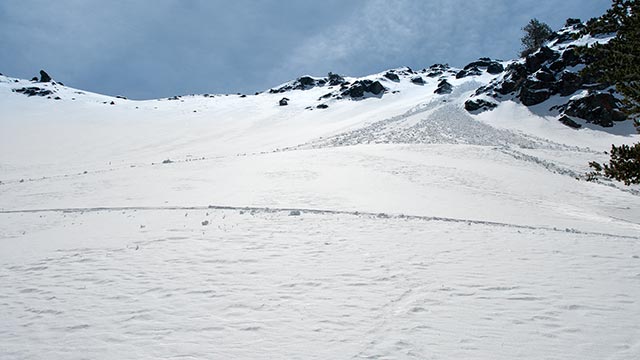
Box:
12 87 54 97
559 115 582 129
464 99 497 112
383 72 400 82
464 27 630 129
434 79 453 95
410 76 425 85
562 93 627 127
341 80 386 98
39 70 52 83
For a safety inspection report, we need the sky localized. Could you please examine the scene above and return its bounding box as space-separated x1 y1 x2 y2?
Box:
1 0 612 100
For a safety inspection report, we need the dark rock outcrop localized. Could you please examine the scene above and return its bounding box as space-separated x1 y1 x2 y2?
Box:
519 86 551 106
279 97 289 106
465 99 497 112
466 32 621 129
559 115 582 129
39 70 52 83
524 46 560 73
434 79 453 94
411 76 425 85
563 93 626 127
383 72 400 81
456 67 482 79
556 71 582 96
342 80 386 98
327 72 346 86
12 87 54 97
426 64 449 77
465 59 504 75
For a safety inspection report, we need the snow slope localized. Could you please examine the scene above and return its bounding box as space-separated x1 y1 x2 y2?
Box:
1 60 639 359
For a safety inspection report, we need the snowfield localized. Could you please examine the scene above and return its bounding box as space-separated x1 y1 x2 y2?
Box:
1 65 639 359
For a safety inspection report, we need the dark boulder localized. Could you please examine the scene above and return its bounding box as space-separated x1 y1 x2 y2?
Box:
342 80 385 98
565 18 582 27
426 64 448 77
494 63 528 95
519 86 551 106
522 78 550 91
487 62 504 74
319 92 332 100
556 71 582 96
549 60 566 72
564 93 627 127
456 67 482 79
465 99 498 112
525 46 560 73
368 81 385 95
383 72 400 81
411 76 425 85
561 47 581 67
465 59 503 75
559 115 582 129
39 70 52 83
434 79 453 94
13 86 54 97
328 72 346 86
464 59 492 70
293 76 316 90
279 97 289 106
31 77 38 82
346 85 365 98
316 104 329 109
535 68 556 83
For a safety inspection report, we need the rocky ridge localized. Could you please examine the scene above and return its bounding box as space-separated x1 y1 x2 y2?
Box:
2 19 631 129
464 20 627 128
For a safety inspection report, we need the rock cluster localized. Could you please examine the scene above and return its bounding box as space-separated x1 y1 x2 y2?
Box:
464 99 498 112
13 87 54 97
341 80 386 98
434 79 453 95
466 25 628 128
456 58 504 79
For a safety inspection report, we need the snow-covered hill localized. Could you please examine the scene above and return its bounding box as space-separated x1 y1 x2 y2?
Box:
1 21 639 360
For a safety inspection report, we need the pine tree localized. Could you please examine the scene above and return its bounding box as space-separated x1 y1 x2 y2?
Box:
583 0 640 116
520 19 553 57
585 1 640 185
588 144 640 185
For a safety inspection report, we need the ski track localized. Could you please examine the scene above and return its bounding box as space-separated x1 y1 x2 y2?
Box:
0 204 638 240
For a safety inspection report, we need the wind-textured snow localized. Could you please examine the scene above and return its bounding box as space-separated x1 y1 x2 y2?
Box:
1 54 640 359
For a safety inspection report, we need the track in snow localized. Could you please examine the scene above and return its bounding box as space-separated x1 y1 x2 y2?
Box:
1 204 638 240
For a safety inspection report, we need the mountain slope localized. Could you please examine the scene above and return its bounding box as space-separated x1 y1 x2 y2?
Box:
1 18 640 360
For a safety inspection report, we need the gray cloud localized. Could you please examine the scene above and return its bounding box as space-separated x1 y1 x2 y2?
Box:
0 0 611 99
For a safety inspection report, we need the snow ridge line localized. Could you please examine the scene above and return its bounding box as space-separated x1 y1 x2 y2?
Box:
1 205 637 240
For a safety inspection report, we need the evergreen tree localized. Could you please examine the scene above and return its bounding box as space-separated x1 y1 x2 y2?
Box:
588 144 640 185
583 0 640 116
520 19 553 57
585 1 640 185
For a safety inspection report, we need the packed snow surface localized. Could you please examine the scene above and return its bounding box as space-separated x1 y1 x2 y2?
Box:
1 69 639 359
